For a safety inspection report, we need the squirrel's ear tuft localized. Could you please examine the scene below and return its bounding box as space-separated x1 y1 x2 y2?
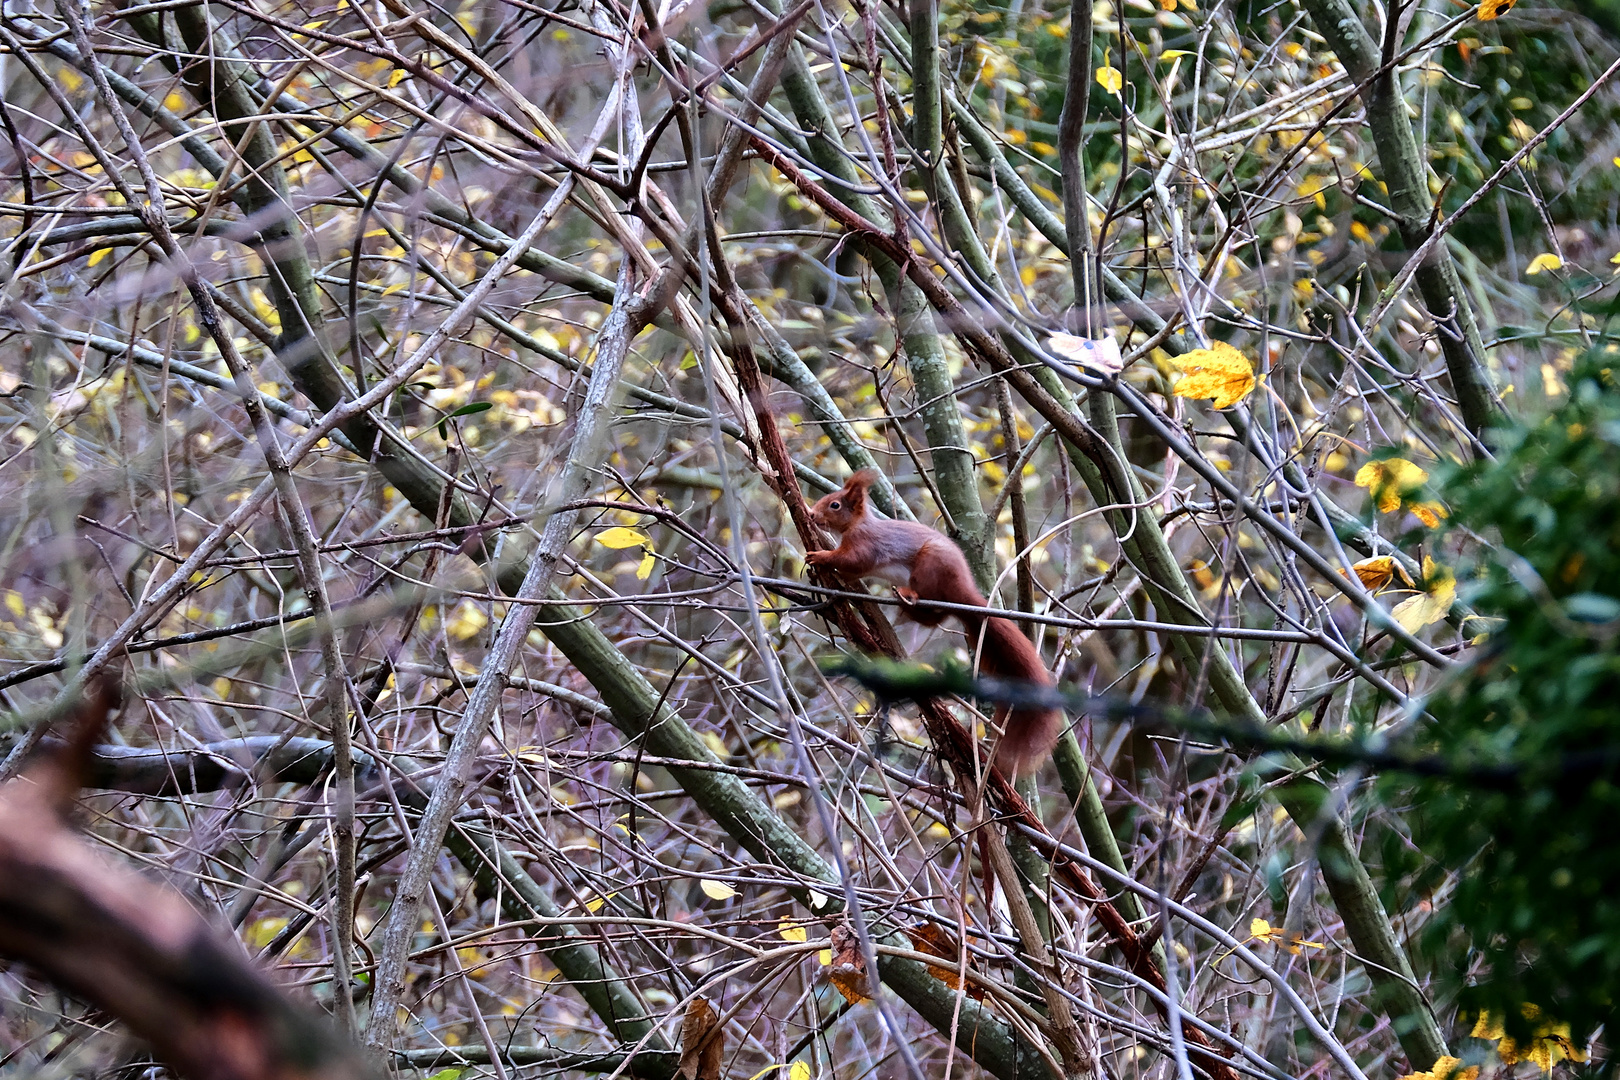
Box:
848 468 881 490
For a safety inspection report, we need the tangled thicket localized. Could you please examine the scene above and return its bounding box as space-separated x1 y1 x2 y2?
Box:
2 0 1619 1077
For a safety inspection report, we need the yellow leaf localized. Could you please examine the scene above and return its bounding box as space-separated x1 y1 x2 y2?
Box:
596 526 650 549
244 916 288 950
790 1062 811 1080
778 920 808 943
1388 592 1439 633
1472 1012 1506 1041
1354 457 1429 515
1096 65 1123 96
1160 49 1191 59
818 949 833 964
1248 917 1323 953
444 600 489 641
388 67 407 88
1525 252 1562 275
585 891 615 913
86 247 111 268
3 591 24 619
1410 501 1449 528
1477 0 1515 19
1478 1006 1588 1071
636 549 656 580
700 879 738 901
1170 342 1256 409
1390 557 1456 632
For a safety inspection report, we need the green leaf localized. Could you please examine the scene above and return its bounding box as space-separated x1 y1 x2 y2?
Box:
437 400 492 438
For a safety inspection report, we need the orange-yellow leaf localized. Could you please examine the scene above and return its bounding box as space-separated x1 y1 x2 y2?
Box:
1410 501 1449 528
1525 252 1562 275
1170 342 1256 409
1477 0 1515 20
1340 556 1406 592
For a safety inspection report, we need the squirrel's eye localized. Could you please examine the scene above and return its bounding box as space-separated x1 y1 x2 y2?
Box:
830 500 841 510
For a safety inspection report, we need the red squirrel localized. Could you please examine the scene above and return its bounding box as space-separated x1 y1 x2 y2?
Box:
805 469 1062 777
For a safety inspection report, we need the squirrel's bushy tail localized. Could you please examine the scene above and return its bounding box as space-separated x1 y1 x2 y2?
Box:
963 613 1063 777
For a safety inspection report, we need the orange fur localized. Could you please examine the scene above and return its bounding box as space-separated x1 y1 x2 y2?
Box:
806 470 1062 777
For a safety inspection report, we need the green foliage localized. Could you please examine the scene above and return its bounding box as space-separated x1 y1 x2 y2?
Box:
1432 16 1620 266
1383 347 1620 1045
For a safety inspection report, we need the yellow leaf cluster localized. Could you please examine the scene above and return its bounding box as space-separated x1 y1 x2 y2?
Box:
1472 1006 1588 1071
1398 1055 1479 1080
1354 457 1447 527
1170 342 1256 409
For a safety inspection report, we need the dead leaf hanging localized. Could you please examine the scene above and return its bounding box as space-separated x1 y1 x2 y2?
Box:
824 924 871 1005
904 923 985 1001
677 995 725 1080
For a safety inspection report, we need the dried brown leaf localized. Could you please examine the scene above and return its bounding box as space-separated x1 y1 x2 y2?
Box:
904 923 985 1001
677 995 724 1080
825 924 871 1005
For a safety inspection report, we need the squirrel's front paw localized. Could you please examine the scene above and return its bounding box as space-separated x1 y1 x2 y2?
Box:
805 550 830 567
